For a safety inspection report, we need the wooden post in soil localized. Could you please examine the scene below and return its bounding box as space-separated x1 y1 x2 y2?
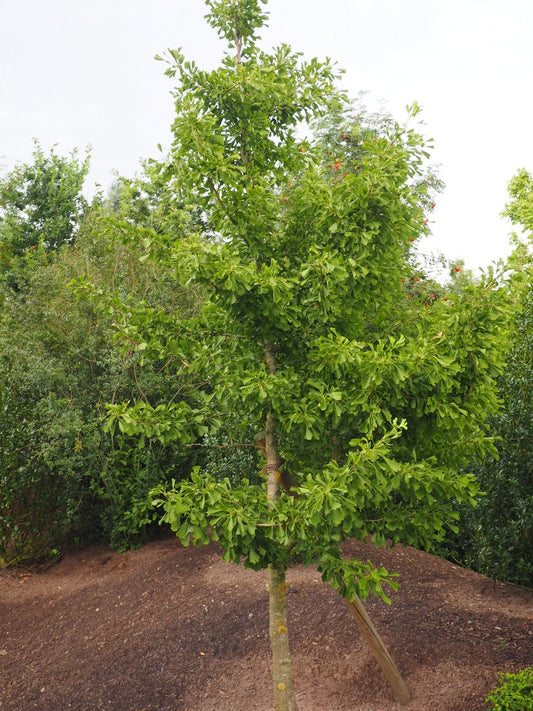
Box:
345 595 410 704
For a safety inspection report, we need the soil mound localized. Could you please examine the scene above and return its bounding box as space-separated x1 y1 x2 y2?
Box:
1 537 531 710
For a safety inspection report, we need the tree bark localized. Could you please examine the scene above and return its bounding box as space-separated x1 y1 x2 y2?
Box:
263 343 299 711
270 565 298 711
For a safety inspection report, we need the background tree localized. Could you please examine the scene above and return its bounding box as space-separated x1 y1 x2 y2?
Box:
105 2 510 708
0 141 89 260
0 185 202 566
505 169 533 232
106 159 206 239
441 171 533 587
474 285 533 586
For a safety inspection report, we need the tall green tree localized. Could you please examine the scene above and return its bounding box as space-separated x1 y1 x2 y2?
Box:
0 141 89 262
107 2 509 707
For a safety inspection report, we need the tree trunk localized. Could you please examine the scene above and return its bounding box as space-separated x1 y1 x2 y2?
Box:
269 565 298 711
263 342 299 711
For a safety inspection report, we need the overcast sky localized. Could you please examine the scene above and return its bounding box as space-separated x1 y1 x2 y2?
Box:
1 0 532 270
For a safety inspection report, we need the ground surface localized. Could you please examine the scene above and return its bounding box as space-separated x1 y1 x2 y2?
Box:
1 536 532 711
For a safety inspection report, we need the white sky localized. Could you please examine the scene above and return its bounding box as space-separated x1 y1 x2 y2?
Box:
1 0 532 271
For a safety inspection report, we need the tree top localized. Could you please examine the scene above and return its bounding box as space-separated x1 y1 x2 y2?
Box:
204 0 269 62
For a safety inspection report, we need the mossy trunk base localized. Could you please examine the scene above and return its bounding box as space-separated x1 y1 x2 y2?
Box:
269 566 298 711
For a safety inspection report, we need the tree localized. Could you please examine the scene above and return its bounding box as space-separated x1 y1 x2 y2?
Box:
505 169 533 234
106 2 510 707
0 141 89 262
472 287 533 586
437 173 533 588
452 170 533 587
0 191 202 565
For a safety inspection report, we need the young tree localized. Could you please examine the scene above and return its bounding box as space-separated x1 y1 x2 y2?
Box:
106 1 510 707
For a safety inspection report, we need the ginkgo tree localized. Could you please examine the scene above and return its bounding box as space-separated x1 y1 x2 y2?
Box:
103 1 510 708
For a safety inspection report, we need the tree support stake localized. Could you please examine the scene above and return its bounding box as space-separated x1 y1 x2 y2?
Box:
344 595 410 704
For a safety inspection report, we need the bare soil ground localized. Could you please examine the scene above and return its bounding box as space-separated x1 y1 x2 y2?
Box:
1 536 532 711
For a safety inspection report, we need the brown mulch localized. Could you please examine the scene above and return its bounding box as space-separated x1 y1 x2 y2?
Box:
1 536 532 711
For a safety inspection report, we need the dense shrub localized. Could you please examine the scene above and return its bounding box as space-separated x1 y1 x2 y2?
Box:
0 382 91 565
477 290 533 587
439 287 533 588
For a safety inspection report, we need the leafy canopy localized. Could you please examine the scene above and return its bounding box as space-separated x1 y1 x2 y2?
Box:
108 0 510 604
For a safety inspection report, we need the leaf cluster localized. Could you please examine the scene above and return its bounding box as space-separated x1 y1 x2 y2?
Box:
485 667 533 711
151 421 478 603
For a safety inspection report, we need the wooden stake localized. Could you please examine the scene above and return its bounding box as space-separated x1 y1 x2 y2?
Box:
344 595 410 704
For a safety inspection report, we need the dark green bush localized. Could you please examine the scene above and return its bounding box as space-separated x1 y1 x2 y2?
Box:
94 435 192 550
439 289 533 588
0 383 97 565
